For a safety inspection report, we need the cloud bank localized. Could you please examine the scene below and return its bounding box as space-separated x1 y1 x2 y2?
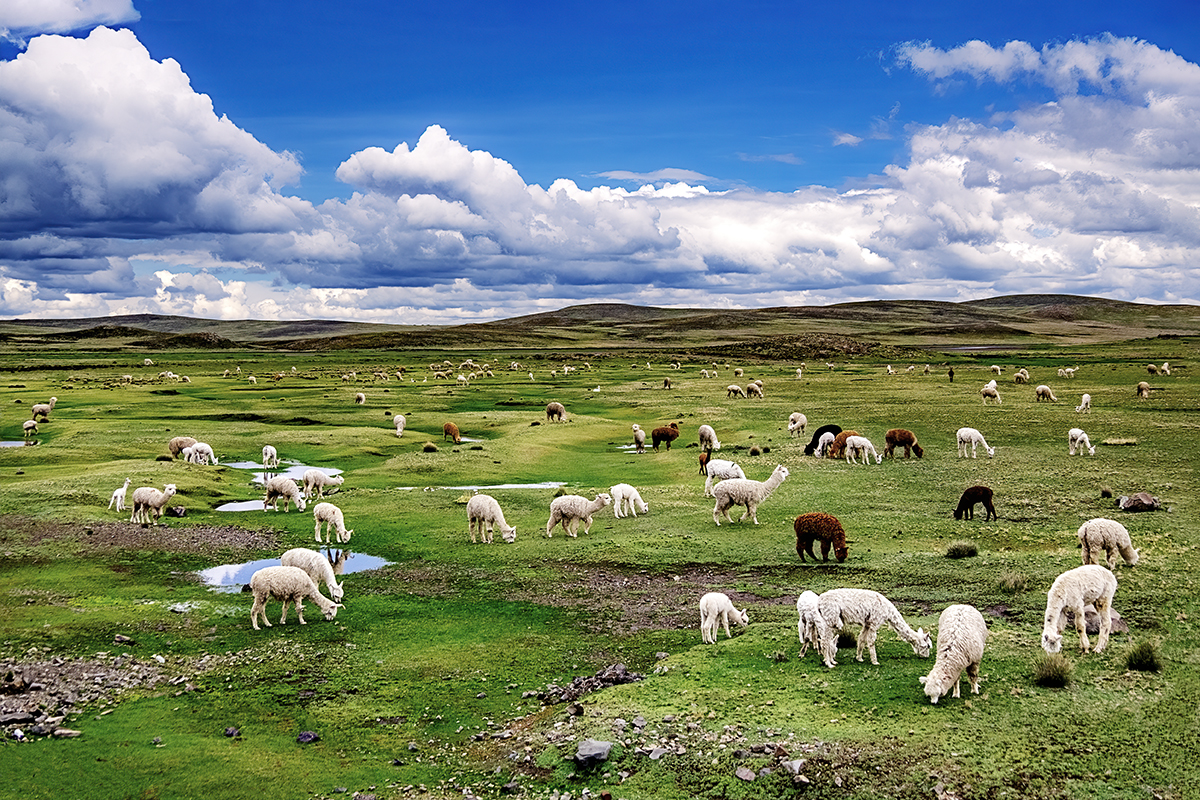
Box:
1 29 1198 322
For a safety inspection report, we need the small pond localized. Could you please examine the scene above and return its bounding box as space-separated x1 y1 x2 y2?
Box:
197 551 391 593
0 441 36 447
215 500 272 512
395 481 566 491
222 460 342 486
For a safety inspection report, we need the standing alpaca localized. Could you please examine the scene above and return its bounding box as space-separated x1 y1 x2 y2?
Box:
699 592 748 643
248 566 341 630
466 494 517 543
796 590 827 658
651 422 680 451
794 512 849 563
712 464 788 525
919 604 987 704
262 445 280 469
313 502 353 544
884 428 924 459
816 588 932 668
545 493 612 538
610 483 649 518
803 424 842 456
1077 518 1139 569
1041 565 1118 654
1136 381 1152 399
826 430 859 459
697 424 721 451
108 477 133 511
702 458 746 498
393 414 406 437
545 401 566 422
631 423 646 454
443 422 461 443
787 412 807 437
1067 428 1095 456
129 484 178 525
954 485 996 521
1035 384 1058 402
956 427 994 458
844 435 882 464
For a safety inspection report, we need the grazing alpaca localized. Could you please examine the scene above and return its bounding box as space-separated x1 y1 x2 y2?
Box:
804 424 842 456
919 604 987 704
651 422 680 451
884 429 924 459
545 401 566 422
816 588 932 668
826 430 859 460
1077 518 1138 569
1041 565 1118 654
795 590 827 658
699 592 748 643
712 465 788 525
794 512 848 563
1035 384 1058 402
545 493 612 538
954 485 996 521
443 422 461 443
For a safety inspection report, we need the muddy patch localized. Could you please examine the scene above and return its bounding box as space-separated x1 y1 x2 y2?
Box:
0 516 280 556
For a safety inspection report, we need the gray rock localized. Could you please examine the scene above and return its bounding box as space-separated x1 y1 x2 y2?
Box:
649 747 670 760
296 731 319 744
575 738 613 766
735 766 756 781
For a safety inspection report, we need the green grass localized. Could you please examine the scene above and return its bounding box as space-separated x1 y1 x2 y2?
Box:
0 326 1197 800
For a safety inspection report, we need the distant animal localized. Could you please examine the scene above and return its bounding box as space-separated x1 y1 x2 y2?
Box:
443 422 461 443
107 477 133 511
794 512 848 563
1035 384 1058 402
631 423 646 454
651 422 680 451
787 412 807 437
804 424 842 456
545 401 566 422
1136 381 1151 399
954 485 996 521
826 430 859 460
884 428 924 459
699 592 748 643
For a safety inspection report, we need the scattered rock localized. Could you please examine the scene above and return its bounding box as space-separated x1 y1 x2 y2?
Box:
224 727 240 738
113 634 135 645
735 766 756 781
164 506 187 518
53 728 82 738
296 731 320 744
649 747 670 760
575 739 613 766
1118 492 1161 512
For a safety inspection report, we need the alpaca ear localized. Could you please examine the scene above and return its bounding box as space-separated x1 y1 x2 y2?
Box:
918 676 927 685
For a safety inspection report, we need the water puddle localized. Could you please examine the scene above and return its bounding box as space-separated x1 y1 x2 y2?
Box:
215 500 270 512
223 460 342 486
395 481 566 491
0 441 37 447
197 551 391 592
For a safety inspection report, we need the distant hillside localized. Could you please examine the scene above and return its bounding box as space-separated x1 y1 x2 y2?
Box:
1 295 1197 353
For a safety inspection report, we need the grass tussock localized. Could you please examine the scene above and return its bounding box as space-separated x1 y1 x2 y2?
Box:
946 540 979 559
1032 653 1073 688
422 441 438 452
998 572 1029 593
1124 640 1163 673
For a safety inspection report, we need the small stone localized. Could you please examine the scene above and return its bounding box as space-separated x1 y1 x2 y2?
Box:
224 727 240 738
575 739 613 766
632 715 646 728
735 766 756 781
296 731 319 744
649 747 670 760
476 692 487 699
113 634 135 645
53 729 82 738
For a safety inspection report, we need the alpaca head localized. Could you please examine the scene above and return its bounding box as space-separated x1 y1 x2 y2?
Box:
912 629 932 658
834 545 849 563
1042 630 1063 653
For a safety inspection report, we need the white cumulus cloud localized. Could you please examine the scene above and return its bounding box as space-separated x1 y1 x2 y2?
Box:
0 0 138 45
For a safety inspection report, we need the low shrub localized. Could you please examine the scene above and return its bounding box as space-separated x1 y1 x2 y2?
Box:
946 540 978 559
1124 640 1163 673
1032 653 1072 688
998 572 1029 593
422 442 438 453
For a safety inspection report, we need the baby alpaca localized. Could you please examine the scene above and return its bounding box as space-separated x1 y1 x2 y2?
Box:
844 435 881 465
466 493 517 543
954 485 996 521
545 493 612 538
919 604 987 704
816 588 932 668
631 423 646 454
249 565 341 630
1041 564 1118 654
699 592 749 643
313 501 353 544
108 477 132 511
712 464 788 525
610 483 649 518
884 428 924 459
787 412 807 437
702 458 746 497
1077 518 1138 569
956 427 994 458
280 547 345 602
262 445 280 468
803 424 842 456
302 469 344 499
1067 428 1095 456
794 512 848 563
796 590 827 657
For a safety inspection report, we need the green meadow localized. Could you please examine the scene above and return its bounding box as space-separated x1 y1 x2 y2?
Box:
0 299 1198 799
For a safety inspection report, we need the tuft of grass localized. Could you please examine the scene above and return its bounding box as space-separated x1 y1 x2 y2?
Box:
769 649 788 663
1032 653 1073 687
422 442 438 452
946 540 978 559
1124 640 1163 672
748 445 762 456
998 572 1029 593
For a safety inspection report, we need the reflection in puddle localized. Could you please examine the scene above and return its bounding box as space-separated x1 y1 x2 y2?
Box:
223 460 342 486
215 500 269 512
197 550 390 592
394 481 566 491
0 441 37 447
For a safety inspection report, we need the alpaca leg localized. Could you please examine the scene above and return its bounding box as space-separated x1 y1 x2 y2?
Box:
1094 595 1112 653
251 597 268 629
820 539 831 561
294 598 307 625
967 661 981 694
951 674 962 699
820 628 838 667
1072 602 1091 652
861 625 880 664
582 514 594 535
722 612 732 639
1106 548 1117 571
279 599 291 625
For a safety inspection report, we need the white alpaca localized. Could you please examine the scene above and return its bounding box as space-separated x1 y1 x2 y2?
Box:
393 414 406 437
610 483 649 518
886 365 896 375
787 412 807 437
30 397 57 421
313 502 353 543
302 469 344 499
108 477 132 511
980 385 1002 405
816 588 932 668
712 464 788 525
990 365 1002 375
1077 518 1139 569
466 494 517 543
956 427 994 458
545 401 567 422
796 590 828 658
22 419 38 438
1067 428 1095 456
746 382 764 398
697 424 721 451
263 476 306 512
247 375 256 384
1013 368 1030 384
183 442 218 465
1041 564 1117 654
699 592 748 643
280 547 345 602
702 458 746 498
129 484 178 525
1075 393 1091 413
262 445 280 468
726 384 746 398
354 392 366 405
816 431 836 457
631 423 646 454
249 566 341 630
844 435 882 465
1035 384 1058 402
919 604 987 704
545 493 612 538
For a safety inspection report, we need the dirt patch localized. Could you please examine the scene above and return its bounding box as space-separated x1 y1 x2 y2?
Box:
0 515 280 557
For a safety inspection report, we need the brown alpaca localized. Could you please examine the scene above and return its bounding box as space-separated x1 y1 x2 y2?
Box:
794 512 849 563
954 485 996 521
826 430 859 459
884 428 924 459
651 422 680 451
698 450 712 476
442 422 461 443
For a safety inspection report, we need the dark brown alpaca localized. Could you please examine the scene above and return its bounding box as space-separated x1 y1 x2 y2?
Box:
954 485 996 521
826 430 859 459
651 422 680 451
884 428 924 459
794 512 849 563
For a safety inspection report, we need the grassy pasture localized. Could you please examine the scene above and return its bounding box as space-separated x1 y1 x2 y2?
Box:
0 329 1198 800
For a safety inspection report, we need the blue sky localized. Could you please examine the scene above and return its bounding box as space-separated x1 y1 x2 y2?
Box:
1 0 1198 322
